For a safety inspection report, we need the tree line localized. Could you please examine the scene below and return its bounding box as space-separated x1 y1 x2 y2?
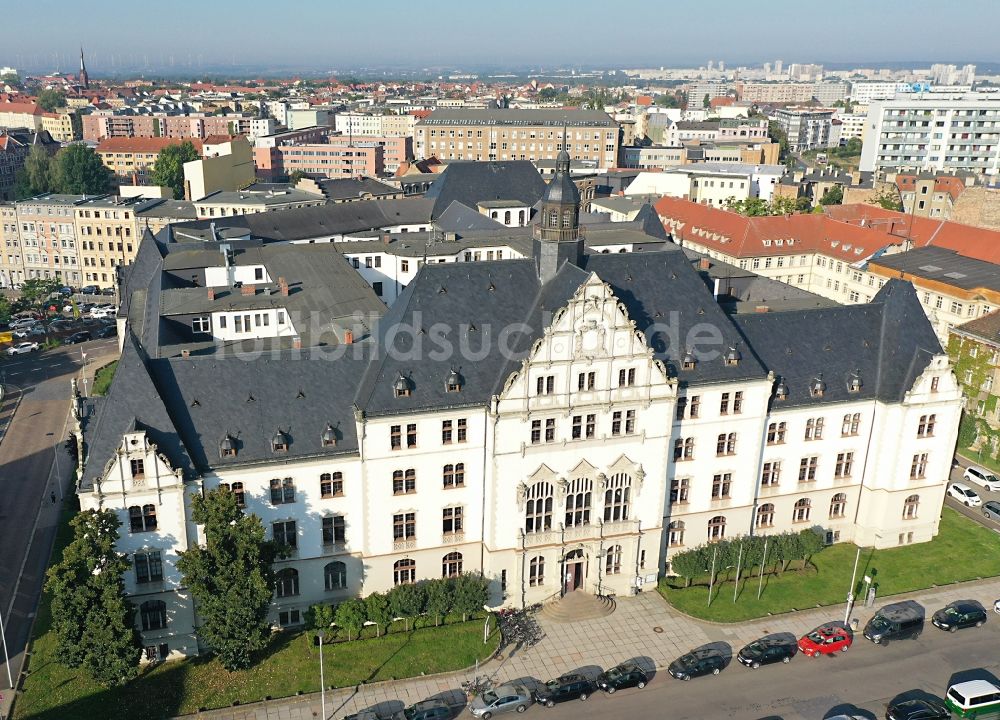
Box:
669 529 826 588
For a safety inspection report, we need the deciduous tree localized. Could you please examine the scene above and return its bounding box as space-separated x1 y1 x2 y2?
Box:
423 578 454 626
37 88 67 112
364 591 393 637
45 509 141 686
51 144 112 195
388 583 426 631
176 487 276 670
334 598 367 641
452 574 489 622
151 141 200 199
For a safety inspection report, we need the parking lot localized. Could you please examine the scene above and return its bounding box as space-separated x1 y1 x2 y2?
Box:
946 460 1000 533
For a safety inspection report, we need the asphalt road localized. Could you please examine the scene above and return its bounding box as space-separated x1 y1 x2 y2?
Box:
944 461 1000 532
0 337 118 690
516 619 1000 719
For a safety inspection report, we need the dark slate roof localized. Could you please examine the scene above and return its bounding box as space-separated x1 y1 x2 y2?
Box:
80 333 194 490
869 246 1000 294
423 161 547 220
434 200 509 232
733 279 941 408
315 176 401 202
149 353 368 471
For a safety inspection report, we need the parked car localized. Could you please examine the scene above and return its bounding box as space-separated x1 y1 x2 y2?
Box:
58 286 73 296
667 648 727 680
12 325 40 338
945 680 1000 718
863 602 924 645
6 341 40 356
931 601 987 632
101 286 116 295
95 324 117 339
982 500 1000 521
596 661 649 693
63 331 92 345
947 482 981 507
797 625 852 657
964 465 1000 492
81 285 99 295
343 711 386 720
736 636 797 668
995 598 1000 614
89 308 114 319
390 699 451 720
62 303 76 313
885 696 950 720
468 684 532 718
10 317 38 329
533 673 596 707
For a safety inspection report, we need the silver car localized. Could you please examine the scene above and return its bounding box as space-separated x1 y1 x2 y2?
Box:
468 684 532 719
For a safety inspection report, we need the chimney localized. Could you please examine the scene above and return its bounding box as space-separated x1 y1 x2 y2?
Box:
382 233 391 244
181 349 191 358
207 287 215 300
343 329 354 345
292 336 302 350
279 278 289 296
698 257 711 270
241 283 255 296
755 305 770 313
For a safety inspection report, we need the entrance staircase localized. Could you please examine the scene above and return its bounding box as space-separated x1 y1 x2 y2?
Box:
540 591 616 623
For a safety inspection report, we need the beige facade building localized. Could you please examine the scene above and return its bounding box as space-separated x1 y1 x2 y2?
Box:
0 202 24 288
16 194 83 284
74 197 141 289
415 109 620 169
97 137 204 186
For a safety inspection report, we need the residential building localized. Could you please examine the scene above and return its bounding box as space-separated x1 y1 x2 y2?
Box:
183 136 256 201
133 198 198 235
626 163 785 204
772 108 837 152
414 109 619 169
859 96 1000 177
15 194 84 284
191 188 326 219
619 145 688 170
74 196 141 288
948 310 1000 427
737 83 815 104
895 173 969 219
287 107 336 131
83 113 277 143
327 135 412 175
78 155 963 661
0 128 58 201
295 176 404 204
97 137 205 186
0 202 23 287
40 110 81 142
256 143 384 181
0 99 43 132
836 113 867 144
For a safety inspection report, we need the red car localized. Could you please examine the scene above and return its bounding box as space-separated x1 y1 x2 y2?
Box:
797 625 852 657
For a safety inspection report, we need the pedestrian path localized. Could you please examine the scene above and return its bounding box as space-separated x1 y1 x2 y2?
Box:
184 576 1000 720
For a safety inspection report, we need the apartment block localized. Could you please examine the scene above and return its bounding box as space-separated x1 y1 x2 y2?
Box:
0 202 23 288
327 135 411 174
96 137 204 186
414 109 619 169
15 194 84 284
74 196 141 288
83 113 277 143
773 107 837 152
256 143 384 181
860 97 1000 177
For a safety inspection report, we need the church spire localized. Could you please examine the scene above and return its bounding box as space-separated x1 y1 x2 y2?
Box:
79 46 89 89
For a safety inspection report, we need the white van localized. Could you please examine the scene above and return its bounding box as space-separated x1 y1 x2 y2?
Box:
965 465 1000 492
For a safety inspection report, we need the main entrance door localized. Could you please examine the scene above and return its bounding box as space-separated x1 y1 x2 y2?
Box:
563 549 586 593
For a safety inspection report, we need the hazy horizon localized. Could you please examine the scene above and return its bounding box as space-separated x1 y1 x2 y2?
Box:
5 0 999 76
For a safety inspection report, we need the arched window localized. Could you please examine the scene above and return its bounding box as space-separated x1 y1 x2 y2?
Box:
829 493 847 518
604 473 631 522
793 498 811 522
443 463 465 488
903 494 920 519
139 600 167 631
756 503 775 528
128 504 157 533
525 482 553 533
605 545 622 575
504 210 511 225
394 558 416 585
324 561 346 591
564 477 592 527
320 472 343 498
518 209 526 226
668 520 685 546
529 555 545 586
275 568 299 598
708 515 726 541
442 551 463 578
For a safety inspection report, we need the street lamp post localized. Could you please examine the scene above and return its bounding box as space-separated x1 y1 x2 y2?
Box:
318 630 326 720
844 546 861 626
80 350 88 397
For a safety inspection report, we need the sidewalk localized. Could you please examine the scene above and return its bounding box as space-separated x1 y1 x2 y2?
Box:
184 576 1000 720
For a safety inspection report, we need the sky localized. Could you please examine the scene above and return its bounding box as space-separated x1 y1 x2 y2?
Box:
5 0 999 75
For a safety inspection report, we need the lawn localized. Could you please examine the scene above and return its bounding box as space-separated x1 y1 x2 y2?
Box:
660 507 1000 623
14 503 500 720
90 360 118 396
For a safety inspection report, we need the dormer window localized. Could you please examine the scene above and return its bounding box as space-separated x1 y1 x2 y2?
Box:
847 370 862 393
723 346 741 367
445 368 464 393
220 434 237 458
775 378 789 401
272 429 288 453
810 374 827 398
393 373 412 398
681 350 697 370
321 424 337 448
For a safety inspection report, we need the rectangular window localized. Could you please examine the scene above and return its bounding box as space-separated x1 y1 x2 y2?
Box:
191 316 211 334
689 395 700 418
392 469 416 494
443 506 463 534
585 414 595 438
130 459 145 477
711 473 732 499
674 437 694 461
612 411 622 436
457 418 467 442
531 420 541 444
536 375 555 396
393 512 416 540
733 391 743 414
390 425 401 450
322 515 345 545
910 453 928 479
272 520 297 547
320 472 343 498
406 423 417 448
675 397 687 421
670 477 689 503
572 415 583 439
545 418 555 442
720 392 730 414
798 456 818 482
625 409 636 434
269 477 295 504
834 452 854 478
761 461 781 486
618 367 636 387
442 420 452 444
577 371 596 391
134 551 163 584
372 281 383 297
443 463 465 487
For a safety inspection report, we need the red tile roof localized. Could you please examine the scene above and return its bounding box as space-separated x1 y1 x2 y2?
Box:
96 137 204 154
0 100 42 116
895 174 967 202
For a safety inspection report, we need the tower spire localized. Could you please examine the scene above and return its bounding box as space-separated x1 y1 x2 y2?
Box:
79 46 89 89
